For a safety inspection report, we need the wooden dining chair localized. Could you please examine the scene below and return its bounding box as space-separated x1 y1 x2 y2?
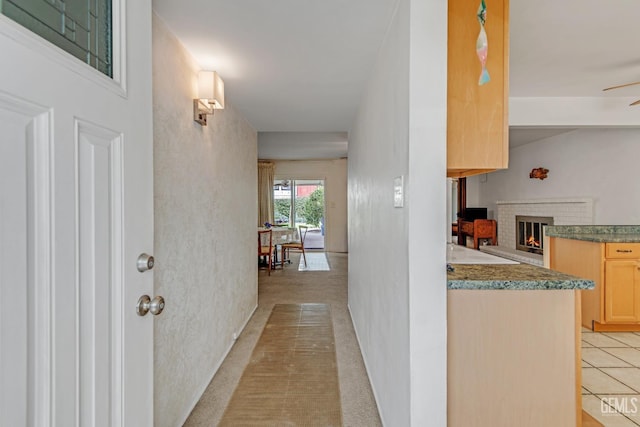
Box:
258 229 274 275
281 225 308 268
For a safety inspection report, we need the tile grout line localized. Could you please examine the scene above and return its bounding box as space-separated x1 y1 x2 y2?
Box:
598 346 640 369
602 333 640 347
583 346 633 369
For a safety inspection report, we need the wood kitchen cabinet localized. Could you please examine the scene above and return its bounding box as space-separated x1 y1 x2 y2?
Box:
604 244 640 323
447 0 509 178
549 238 640 331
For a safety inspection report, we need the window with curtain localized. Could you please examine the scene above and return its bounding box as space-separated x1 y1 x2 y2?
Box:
257 161 274 226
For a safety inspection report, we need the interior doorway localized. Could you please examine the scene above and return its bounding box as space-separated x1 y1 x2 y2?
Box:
273 178 325 250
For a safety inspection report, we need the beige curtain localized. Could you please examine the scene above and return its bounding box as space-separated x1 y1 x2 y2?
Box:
258 161 275 226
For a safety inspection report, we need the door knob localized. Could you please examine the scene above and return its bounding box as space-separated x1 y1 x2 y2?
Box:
136 295 165 316
137 253 155 272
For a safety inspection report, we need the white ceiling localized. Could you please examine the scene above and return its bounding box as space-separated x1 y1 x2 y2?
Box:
153 0 398 132
510 0 640 99
258 132 348 159
153 0 640 156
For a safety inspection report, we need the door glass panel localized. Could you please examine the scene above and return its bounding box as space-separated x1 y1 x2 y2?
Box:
273 178 325 250
273 179 292 226
1 0 112 77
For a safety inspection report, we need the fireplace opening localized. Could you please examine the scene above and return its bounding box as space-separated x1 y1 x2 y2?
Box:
515 215 554 255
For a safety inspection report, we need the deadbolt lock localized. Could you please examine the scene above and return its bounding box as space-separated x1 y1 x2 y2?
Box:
137 253 155 272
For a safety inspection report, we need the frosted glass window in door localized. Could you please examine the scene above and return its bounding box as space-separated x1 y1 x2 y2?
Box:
1 0 112 77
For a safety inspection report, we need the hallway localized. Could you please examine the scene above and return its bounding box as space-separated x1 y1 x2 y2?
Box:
184 252 382 426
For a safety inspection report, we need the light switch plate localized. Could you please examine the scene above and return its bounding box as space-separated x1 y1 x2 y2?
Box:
394 176 404 208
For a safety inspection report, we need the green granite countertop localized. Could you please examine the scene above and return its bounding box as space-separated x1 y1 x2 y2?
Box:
545 225 640 243
447 263 595 290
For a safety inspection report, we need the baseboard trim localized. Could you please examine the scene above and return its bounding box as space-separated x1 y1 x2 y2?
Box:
347 303 386 427
582 409 604 427
176 303 259 427
593 321 640 332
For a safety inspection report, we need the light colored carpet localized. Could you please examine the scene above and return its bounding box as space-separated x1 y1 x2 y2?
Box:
184 252 382 427
299 251 330 271
218 304 342 426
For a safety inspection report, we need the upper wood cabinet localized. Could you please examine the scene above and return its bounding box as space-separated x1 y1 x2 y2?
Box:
447 0 509 178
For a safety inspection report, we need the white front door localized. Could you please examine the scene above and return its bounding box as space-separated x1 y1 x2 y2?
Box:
0 1 155 426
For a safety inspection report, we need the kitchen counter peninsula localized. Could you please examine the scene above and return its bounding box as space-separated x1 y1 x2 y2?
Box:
448 263 594 290
546 225 640 333
447 250 592 426
546 224 640 243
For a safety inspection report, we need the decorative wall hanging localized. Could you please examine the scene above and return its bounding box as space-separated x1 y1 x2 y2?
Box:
529 168 549 180
476 0 490 85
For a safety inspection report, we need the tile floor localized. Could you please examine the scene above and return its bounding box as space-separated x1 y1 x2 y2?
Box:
582 328 640 426
297 251 330 271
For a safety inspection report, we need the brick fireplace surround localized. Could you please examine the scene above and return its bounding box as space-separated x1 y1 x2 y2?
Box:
480 198 594 265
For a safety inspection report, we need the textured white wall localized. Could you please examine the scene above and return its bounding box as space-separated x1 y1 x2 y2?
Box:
348 3 410 421
348 0 447 425
152 15 258 427
273 159 348 252
407 0 447 425
470 128 640 224
466 176 482 209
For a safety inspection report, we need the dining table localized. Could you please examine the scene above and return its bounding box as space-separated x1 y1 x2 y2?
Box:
258 226 298 266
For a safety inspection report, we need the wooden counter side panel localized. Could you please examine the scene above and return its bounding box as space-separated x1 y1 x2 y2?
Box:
448 290 577 427
575 290 583 427
549 238 604 328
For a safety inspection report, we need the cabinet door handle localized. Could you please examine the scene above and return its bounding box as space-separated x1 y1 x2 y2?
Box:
616 249 633 253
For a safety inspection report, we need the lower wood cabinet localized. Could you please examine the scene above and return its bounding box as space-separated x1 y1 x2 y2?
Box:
548 238 640 331
604 259 640 323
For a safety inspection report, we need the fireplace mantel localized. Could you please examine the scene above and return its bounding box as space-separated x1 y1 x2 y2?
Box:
496 198 593 206
496 198 593 252
485 198 594 265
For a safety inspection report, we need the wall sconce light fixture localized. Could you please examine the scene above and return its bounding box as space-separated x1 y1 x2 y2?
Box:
194 71 225 126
